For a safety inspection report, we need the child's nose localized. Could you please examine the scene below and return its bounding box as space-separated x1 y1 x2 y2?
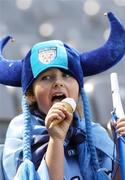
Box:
53 79 64 88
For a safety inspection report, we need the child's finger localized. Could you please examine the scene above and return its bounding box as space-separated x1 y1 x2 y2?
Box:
45 113 64 129
116 127 125 135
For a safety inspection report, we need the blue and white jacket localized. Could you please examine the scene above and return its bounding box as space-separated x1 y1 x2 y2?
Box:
2 114 114 180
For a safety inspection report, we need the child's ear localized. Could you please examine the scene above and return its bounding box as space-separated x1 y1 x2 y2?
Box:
26 94 36 105
26 87 36 104
28 95 36 103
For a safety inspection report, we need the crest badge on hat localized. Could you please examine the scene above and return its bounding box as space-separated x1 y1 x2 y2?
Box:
38 47 57 64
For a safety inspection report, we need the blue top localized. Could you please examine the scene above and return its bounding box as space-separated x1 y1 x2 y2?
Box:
2 114 114 180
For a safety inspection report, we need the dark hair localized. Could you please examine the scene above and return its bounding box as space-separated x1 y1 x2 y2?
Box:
25 85 38 112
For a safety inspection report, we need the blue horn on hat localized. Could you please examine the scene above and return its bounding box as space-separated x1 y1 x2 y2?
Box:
0 35 22 86
0 12 125 88
80 12 125 76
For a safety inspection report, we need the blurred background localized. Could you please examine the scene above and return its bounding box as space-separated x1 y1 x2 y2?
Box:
0 0 125 143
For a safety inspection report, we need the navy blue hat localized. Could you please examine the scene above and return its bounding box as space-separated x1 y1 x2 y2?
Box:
22 40 83 93
0 12 125 93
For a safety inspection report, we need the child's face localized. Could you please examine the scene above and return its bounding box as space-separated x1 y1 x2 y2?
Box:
32 68 79 114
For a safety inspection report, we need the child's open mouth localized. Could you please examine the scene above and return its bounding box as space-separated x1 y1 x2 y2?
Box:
51 93 66 104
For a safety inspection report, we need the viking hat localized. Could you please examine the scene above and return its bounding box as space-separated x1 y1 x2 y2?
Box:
0 12 125 94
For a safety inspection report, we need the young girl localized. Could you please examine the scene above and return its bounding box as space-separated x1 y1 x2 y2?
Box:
1 12 125 180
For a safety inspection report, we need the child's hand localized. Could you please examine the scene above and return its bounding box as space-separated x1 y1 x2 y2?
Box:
112 116 125 136
45 102 73 141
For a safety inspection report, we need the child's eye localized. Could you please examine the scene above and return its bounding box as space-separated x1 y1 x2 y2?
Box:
63 73 71 78
41 75 52 81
